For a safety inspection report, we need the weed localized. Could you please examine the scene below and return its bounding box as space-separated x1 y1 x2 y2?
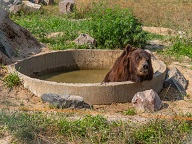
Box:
20 101 24 107
2 72 21 89
186 94 190 99
163 36 192 60
122 108 136 116
14 48 20 57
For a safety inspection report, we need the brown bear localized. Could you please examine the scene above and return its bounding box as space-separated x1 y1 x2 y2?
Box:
103 44 153 83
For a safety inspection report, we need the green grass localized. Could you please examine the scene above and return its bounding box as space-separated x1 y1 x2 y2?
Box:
146 32 166 41
122 108 136 116
0 111 192 143
167 38 192 59
158 36 192 61
2 72 21 89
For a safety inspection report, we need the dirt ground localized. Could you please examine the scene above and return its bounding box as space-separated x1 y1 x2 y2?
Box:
0 27 192 124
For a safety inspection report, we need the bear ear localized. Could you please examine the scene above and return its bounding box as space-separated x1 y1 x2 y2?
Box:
124 44 136 56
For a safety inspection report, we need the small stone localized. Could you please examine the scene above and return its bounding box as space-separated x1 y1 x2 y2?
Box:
23 1 41 11
132 89 162 113
59 0 74 14
41 93 85 109
9 4 22 14
13 0 21 5
164 67 188 96
73 33 97 48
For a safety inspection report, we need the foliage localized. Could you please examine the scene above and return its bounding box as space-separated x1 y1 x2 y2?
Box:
2 72 21 89
88 8 147 49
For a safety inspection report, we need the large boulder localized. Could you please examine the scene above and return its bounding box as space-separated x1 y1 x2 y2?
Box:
0 8 42 64
132 89 163 113
0 31 15 58
164 67 188 96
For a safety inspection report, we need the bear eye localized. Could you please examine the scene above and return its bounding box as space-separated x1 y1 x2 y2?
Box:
138 55 142 60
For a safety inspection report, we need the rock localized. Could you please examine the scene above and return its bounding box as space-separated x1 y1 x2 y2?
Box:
0 7 9 21
59 0 74 14
0 51 12 65
41 93 85 109
46 32 64 39
73 33 97 48
132 89 163 113
44 0 54 5
23 1 41 11
0 8 42 64
0 52 2 64
3 0 14 4
0 31 15 58
164 67 188 96
41 93 67 108
9 4 22 14
34 0 54 5
0 0 21 10
13 0 21 5
145 40 165 50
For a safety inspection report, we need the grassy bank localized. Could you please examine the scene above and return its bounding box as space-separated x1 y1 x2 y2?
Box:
0 111 192 143
10 3 147 50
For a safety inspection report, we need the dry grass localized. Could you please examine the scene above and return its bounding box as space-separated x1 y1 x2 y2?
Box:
75 0 192 33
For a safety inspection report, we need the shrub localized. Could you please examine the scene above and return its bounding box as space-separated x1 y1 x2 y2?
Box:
88 8 147 49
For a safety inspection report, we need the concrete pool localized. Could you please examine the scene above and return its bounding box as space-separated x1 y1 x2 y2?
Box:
14 49 166 105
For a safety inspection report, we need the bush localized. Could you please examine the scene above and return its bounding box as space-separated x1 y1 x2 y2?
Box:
88 8 147 49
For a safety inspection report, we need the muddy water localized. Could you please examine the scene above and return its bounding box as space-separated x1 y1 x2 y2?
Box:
37 69 109 83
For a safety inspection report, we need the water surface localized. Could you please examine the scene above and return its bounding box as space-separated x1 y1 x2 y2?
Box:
37 69 109 83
